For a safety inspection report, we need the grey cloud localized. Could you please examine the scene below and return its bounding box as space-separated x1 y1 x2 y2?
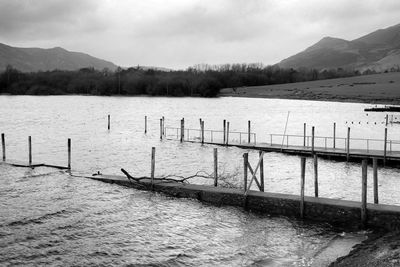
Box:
0 0 106 40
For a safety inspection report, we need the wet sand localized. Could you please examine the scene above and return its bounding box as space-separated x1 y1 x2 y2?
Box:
219 72 400 105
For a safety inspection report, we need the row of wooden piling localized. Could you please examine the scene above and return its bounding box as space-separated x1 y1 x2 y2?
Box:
0 133 71 169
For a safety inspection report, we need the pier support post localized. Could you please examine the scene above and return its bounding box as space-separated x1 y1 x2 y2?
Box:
248 120 251 144
259 150 264 192
333 122 336 149
384 128 387 166
347 127 350 161
108 114 110 130
314 154 318 197
28 136 32 166
361 159 368 227
373 158 379 204
223 120 226 144
300 157 306 219
214 148 218 187
311 126 315 153
303 123 306 147
385 114 388 126
151 147 155 190
180 118 185 142
243 153 248 192
226 122 230 145
68 138 71 169
145 116 147 134
1 133 5 161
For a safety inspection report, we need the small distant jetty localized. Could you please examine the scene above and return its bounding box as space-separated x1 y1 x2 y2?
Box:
364 105 400 112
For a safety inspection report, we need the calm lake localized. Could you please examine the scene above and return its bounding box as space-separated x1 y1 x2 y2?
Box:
1 95 399 266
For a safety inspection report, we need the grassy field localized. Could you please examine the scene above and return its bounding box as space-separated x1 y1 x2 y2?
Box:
220 72 400 104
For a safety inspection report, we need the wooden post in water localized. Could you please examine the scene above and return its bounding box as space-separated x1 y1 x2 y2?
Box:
28 136 32 166
108 114 110 130
223 120 226 144
373 158 379 204
180 118 185 142
151 147 155 190
311 126 315 153
259 150 264 192
333 122 336 149
383 128 387 166
68 138 71 169
314 154 318 197
385 114 388 126
303 123 306 147
248 120 251 144
243 153 248 192
361 159 368 227
162 116 165 136
214 148 218 187
347 127 350 161
201 121 205 144
144 116 147 134
1 133 5 161
300 157 306 219
160 119 163 140
226 122 230 145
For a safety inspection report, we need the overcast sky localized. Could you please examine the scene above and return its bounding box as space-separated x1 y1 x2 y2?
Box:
0 0 399 69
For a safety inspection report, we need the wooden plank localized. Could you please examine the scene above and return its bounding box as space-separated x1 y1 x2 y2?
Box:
151 147 155 190
248 120 251 144
259 150 264 192
247 162 262 191
384 128 387 166
244 151 265 196
28 136 32 166
314 154 318 197
333 122 336 149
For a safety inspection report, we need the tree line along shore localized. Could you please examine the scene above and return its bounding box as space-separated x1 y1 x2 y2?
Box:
0 63 373 97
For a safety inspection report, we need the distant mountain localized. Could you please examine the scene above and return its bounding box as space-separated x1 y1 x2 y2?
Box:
0 43 117 72
278 23 400 72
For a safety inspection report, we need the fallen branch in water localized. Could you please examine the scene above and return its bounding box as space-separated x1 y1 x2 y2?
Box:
121 168 213 184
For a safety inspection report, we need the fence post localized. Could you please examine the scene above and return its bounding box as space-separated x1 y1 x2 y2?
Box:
311 126 315 153
151 147 155 190
223 120 226 144
347 127 350 161
333 122 336 149
361 159 368 227
226 122 230 145
108 114 110 130
303 123 306 147
1 133 5 161
259 150 264 192
243 153 248 192
248 120 251 144
314 154 318 197
383 128 387 166
373 158 378 204
68 138 71 169
144 116 147 134
300 157 306 218
28 136 32 166
214 148 218 187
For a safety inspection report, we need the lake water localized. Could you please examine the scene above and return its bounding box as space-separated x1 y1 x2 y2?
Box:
1 95 399 266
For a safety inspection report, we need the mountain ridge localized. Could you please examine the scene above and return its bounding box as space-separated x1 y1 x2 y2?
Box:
278 23 400 72
0 43 118 72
